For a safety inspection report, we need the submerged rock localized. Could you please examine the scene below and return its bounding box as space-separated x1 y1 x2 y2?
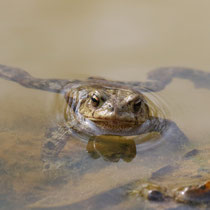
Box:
174 181 210 204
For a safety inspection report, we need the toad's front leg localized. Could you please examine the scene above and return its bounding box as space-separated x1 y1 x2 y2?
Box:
41 123 72 171
137 117 189 151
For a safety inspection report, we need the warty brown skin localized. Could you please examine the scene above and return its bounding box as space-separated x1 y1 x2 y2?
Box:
64 85 150 136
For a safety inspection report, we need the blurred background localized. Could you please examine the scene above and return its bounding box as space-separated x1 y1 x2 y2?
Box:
0 0 210 80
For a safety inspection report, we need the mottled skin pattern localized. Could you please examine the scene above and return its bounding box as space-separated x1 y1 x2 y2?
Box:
0 64 210 203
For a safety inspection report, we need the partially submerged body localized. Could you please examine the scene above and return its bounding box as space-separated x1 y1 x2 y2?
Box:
0 64 210 206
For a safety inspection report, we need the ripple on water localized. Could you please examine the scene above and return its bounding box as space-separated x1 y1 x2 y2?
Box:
134 89 172 154
143 88 171 120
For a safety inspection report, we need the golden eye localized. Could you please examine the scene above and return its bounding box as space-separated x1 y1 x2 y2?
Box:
133 98 142 112
91 94 100 107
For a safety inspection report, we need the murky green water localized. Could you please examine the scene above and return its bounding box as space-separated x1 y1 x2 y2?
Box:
0 1 210 209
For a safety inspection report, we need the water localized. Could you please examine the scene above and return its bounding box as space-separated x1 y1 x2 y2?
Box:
0 1 210 209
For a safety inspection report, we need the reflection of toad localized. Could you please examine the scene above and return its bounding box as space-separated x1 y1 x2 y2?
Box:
86 136 136 162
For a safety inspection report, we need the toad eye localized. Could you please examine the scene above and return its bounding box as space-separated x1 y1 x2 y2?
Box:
91 94 100 107
133 98 142 112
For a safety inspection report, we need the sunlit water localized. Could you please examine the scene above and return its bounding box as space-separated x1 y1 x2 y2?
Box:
0 1 210 210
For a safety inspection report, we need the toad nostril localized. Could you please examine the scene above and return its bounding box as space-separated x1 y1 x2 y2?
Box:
121 105 125 110
108 104 114 112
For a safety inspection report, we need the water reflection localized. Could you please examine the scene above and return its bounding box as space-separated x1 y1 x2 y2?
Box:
87 135 136 162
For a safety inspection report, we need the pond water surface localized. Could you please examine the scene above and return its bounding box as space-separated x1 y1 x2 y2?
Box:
0 1 210 210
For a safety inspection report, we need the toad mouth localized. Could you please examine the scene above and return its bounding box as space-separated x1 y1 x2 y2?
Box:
88 118 136 124
87 118 138 130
